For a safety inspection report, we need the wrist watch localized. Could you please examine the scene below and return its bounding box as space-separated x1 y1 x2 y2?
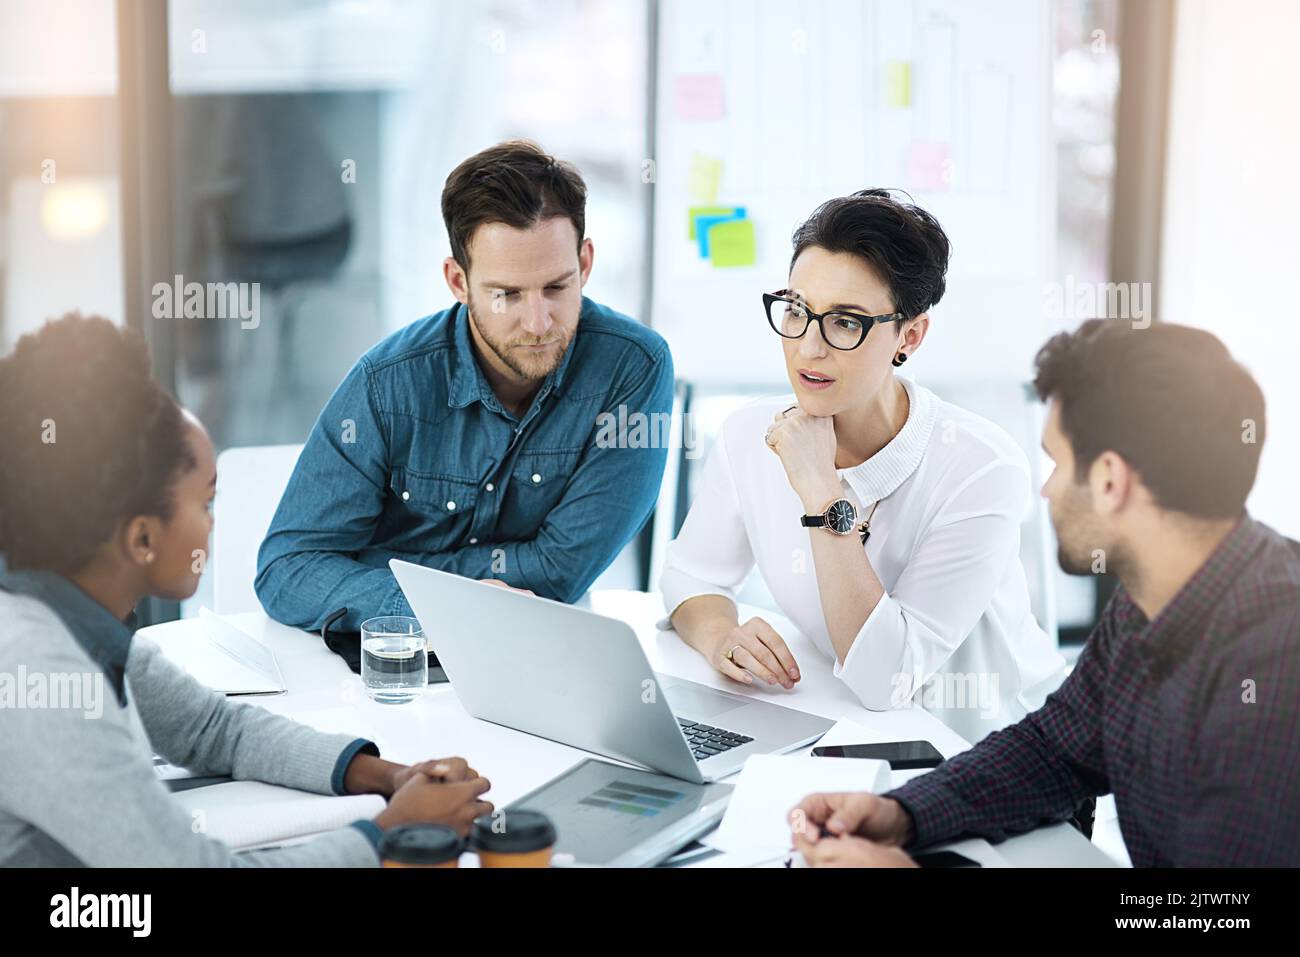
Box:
800 498 858 536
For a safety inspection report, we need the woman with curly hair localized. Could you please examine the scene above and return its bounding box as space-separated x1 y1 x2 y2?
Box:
0 313 491 866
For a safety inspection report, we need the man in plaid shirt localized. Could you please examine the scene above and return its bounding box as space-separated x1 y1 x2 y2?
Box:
791 320 1300 867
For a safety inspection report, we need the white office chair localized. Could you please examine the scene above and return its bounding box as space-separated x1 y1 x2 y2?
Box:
212 444 304 615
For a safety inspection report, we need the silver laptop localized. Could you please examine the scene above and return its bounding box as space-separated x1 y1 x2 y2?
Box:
390 560 833 783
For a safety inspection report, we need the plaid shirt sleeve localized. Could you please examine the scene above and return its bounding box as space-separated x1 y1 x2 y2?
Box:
1178 605 1300 866
886 601 1118 848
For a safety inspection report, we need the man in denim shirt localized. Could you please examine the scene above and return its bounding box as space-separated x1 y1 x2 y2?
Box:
256 142 673 632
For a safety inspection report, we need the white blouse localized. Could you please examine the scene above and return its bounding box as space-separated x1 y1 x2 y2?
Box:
659 376 1066 743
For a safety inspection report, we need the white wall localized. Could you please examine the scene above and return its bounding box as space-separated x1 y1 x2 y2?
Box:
651 0 1057 387
1161 0 1300 538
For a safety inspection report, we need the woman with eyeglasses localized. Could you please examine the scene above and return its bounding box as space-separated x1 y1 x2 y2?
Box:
660 190 1064 741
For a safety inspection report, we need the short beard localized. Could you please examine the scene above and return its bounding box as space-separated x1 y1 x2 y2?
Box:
467 301 572 381
1053 483 1119 577
1057 542 1097 576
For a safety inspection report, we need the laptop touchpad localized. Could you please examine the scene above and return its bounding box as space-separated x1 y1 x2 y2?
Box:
661 682 747 720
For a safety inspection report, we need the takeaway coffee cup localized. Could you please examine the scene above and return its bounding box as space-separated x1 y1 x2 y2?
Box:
380 824 463 868
470 810 556 868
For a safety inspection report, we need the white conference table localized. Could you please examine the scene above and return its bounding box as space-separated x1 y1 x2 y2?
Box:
150 590 1113 867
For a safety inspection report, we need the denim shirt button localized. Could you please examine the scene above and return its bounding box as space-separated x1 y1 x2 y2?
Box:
469 537 478 545
485 482 495 492
531 473 542 484
401 490 410 501
446 500 457 510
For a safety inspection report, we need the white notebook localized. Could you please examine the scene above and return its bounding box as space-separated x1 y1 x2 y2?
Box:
171 781 385 850
142 609 286 695
706 753 893 858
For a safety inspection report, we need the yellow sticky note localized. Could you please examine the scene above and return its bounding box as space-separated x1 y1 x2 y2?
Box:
688 153 724 203
707 218 756 268
886 61 912 108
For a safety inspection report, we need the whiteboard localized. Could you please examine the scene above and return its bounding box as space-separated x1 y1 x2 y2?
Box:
651 0 1056 385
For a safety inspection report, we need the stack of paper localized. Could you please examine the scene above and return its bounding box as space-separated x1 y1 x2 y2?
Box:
171 781 385 850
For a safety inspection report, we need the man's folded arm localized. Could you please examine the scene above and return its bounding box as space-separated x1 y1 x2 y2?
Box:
358 345 675 603
259 341 673 626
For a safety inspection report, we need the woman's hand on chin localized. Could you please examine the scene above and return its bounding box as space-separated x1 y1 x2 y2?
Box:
764 406 841 509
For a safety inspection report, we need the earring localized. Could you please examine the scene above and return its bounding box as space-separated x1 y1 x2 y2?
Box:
892 352 908 367
145 553 155 564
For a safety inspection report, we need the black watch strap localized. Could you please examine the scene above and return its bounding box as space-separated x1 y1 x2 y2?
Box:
800 514 827 528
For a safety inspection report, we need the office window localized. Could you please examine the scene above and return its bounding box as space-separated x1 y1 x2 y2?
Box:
165 0 651 450
0 0 124 351
1054 0 1121 292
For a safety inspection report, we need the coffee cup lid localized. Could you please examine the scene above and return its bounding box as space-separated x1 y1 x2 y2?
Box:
470 810 556 853
379 824 463 864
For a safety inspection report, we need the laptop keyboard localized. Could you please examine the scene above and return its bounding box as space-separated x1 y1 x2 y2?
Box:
677 718 754 761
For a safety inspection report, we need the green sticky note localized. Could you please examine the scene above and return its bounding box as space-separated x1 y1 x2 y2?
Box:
688 205 740 240
886 61 911 108
707 218 756 268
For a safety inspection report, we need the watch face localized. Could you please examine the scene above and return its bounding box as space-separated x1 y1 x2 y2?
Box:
826 499 857 534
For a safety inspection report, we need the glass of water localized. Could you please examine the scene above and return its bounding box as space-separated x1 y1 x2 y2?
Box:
360 616 427 704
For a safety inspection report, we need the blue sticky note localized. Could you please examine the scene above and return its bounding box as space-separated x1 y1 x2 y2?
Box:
694 208 747 258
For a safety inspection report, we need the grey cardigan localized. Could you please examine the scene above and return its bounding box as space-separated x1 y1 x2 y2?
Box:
0 590 382 866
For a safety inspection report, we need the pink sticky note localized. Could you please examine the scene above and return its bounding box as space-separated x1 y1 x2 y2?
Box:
907 141 953 191
674 73 726 122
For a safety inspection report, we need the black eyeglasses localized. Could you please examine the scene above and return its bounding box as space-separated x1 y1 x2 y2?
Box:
763 291 905 351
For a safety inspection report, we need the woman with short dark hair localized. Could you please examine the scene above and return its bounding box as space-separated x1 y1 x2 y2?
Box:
661 190 1065 742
